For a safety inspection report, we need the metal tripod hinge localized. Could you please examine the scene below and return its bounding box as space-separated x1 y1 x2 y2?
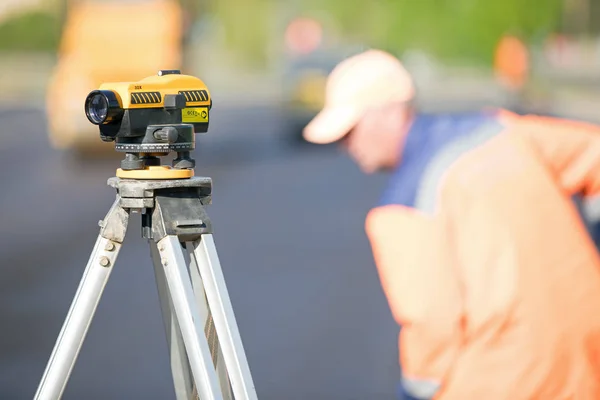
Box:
34 176 258 400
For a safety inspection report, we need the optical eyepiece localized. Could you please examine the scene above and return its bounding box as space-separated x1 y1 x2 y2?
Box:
84 90 123 125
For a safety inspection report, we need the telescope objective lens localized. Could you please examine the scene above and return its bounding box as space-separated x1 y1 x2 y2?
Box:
88 94 108 124
84 90 123 125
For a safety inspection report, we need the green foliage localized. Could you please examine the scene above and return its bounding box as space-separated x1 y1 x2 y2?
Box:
208 0 565 67
0 10 61 52
211 0 276 69
0 0 567 66
299 0 565 65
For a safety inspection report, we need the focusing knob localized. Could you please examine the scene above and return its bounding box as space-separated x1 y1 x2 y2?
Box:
153 127 179 143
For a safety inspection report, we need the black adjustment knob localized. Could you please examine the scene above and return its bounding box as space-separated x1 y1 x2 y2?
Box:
158 70 181 76
154 127 178 143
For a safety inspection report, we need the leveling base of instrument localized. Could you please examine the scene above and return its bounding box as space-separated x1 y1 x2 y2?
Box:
34 175 258 400
116 165 194 179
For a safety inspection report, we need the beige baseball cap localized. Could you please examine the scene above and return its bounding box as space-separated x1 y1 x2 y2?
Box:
303 49 415 144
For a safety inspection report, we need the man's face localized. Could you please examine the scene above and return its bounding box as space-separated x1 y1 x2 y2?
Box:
341 102 411 174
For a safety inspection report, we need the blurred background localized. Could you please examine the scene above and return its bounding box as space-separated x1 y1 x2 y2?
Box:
1 0 600 399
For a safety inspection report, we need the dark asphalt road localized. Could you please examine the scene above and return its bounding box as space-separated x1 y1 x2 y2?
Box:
0 105 399 399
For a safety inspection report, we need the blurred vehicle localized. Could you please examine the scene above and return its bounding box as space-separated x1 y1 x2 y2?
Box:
523 34 600 123
46 0 184 155
280 51 334 145
278 17 364 145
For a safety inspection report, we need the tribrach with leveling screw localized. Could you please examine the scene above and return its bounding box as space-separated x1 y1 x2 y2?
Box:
34 70 258 400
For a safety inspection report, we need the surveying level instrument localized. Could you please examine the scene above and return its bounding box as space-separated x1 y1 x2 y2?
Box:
84 68 213 180
35 70 258 400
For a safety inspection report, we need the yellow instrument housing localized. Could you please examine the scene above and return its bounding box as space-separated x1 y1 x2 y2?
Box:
99 72 211 110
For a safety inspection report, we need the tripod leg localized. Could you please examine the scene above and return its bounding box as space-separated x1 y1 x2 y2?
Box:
150 241 196 400
35 197 129 400
157 235 224 400
187 244 234 400
189 234 258 400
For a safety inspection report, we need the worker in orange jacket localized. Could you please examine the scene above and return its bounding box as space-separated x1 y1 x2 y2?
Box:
493 34 530 112
303 49 600 399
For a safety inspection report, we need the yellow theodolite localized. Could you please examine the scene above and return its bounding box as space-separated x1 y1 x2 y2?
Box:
35 70 259 400
84 69 212 179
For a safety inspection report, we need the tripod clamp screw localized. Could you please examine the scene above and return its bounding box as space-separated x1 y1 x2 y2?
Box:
99 256 111 267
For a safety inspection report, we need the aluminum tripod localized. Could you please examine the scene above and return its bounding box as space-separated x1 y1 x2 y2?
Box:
34 176 258 400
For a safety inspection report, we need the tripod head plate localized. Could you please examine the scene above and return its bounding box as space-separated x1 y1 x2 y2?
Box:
107 176 213 210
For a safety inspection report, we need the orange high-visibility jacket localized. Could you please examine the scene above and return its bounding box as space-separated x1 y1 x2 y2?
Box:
366 110 600 399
